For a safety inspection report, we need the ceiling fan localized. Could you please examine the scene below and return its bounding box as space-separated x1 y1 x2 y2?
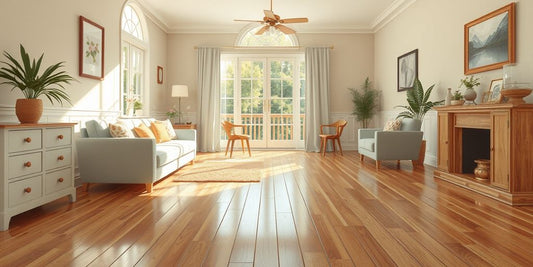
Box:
234 0 309 35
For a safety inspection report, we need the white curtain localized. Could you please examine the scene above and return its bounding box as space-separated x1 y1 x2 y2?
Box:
197 47 221 152
305 47 330 152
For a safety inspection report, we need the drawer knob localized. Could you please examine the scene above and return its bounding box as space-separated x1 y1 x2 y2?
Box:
24 187 32 193
58 177 64 183
58 155 65 161
24 137 32 143
58 134 64 140
24 161 32 167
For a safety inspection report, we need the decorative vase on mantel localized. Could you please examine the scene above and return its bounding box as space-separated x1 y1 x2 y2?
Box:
463 87 477 105
15 98 43 124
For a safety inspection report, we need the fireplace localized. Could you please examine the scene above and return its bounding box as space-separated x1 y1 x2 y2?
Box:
461 128 490 174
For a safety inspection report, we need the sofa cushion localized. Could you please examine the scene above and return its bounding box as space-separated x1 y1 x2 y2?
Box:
86 120 112 137
151 122 171 143
134 123 156 139
155 140 196 167
359 138 375 152
109 121 134 138
383 119 401 131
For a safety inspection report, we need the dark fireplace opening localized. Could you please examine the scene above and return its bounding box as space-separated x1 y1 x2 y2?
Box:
462 128 491 174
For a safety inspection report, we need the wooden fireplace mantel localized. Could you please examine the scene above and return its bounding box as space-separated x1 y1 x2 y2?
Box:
434 103 533 205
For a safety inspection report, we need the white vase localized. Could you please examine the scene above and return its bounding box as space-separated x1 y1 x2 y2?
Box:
445 88 452 106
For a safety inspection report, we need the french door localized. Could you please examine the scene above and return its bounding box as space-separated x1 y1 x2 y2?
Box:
221 54 305 149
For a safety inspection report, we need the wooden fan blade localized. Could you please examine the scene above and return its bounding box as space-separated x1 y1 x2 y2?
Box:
275 24 295 34
279 18 308 23
234 19 264 23
264 10 276 20
256 25 270 35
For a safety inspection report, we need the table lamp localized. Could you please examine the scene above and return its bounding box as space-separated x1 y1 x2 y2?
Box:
172 85 188 124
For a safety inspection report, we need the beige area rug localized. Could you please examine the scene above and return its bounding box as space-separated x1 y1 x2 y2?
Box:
173 158 263 182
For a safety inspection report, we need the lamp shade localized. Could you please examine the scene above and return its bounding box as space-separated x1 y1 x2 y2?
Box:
172 85 189 97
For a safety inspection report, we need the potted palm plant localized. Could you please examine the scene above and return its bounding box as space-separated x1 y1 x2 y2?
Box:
396 78 444 129
396 78 444 165
0 44 74 123
348 77 379 128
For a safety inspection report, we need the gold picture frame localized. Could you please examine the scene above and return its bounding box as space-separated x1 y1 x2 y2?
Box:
464 3 515 75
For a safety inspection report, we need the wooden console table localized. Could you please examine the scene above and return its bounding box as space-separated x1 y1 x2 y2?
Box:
434 104 533 205
173 124 196 129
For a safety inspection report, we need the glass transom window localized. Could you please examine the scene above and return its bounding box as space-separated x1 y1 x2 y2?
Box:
122 5 143 40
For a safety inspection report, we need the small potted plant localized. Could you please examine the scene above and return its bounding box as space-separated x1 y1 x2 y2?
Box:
459 76 480 104
451 90 465 105
133 100 143 116
166 107 178 123
0 44 74 123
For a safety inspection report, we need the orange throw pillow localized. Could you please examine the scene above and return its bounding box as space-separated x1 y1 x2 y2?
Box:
133 123 156 139
151 122 171 143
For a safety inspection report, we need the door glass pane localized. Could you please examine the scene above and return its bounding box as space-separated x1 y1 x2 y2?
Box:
282 80 293 97
241 80 251 97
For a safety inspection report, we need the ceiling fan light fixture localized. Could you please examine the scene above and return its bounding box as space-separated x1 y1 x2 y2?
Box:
235 0 308 35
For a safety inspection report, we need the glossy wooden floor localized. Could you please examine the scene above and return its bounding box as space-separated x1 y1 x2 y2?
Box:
2 151 533 266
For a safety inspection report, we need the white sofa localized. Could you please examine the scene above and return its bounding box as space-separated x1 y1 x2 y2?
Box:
76 119 196 192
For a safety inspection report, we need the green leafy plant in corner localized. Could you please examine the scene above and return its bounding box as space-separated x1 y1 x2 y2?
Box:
0 44 74 105
396 78 444 121
348 77 379 128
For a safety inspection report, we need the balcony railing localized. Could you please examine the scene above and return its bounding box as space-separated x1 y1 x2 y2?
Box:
221 114 305 141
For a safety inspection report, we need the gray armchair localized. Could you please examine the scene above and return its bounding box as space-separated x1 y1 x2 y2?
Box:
358 118 423 169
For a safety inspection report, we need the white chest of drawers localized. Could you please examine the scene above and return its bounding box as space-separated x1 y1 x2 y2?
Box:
1 123 77 231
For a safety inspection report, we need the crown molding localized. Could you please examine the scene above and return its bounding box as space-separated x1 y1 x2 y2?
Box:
371 0 417 32
139 0 415 34
136 0 170 33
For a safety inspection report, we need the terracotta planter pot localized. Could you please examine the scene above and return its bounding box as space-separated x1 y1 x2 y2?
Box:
15 98 43 124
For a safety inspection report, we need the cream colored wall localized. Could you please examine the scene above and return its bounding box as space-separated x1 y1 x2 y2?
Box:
0 0 123 116
375 0 533 110
146 17 169 115
166 33 374 121
0 0 168 121
375 0 533 166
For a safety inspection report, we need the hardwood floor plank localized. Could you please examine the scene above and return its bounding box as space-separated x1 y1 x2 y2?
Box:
1 151 532 266
229 182 261 263
254 177 279 267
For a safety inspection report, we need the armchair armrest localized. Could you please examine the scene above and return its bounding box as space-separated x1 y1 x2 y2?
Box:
174 129 196 141
358 128 381 139
374 131 423 160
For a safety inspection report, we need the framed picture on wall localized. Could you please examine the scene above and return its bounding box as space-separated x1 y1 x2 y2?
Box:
488 78 503 103
79 16 105 80
464 3 515 75
157 66 163 84
397 49 418 92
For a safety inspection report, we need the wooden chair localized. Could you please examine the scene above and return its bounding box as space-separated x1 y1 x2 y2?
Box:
222 121 251 158
319 120 348 156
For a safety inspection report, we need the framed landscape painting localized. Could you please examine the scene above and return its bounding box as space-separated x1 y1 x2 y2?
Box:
464 3 515 75
79 16 105 80
397 49 418 92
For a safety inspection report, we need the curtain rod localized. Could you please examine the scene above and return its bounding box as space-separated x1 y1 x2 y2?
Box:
193 46 334 50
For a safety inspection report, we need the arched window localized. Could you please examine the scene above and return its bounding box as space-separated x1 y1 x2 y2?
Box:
235 24 299 47
121 3 148 116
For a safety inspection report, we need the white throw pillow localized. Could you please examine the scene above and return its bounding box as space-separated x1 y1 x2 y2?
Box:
109 121 135 138
383 119 401 131
158 119 177 139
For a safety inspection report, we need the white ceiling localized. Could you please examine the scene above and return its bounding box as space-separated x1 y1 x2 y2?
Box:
137 0 415 33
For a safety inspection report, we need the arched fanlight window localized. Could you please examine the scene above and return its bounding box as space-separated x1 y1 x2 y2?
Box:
235 24 299 47
121 5 143 40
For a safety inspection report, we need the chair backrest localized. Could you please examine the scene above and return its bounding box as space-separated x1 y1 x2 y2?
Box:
221 121 234 137
334 119 348 137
